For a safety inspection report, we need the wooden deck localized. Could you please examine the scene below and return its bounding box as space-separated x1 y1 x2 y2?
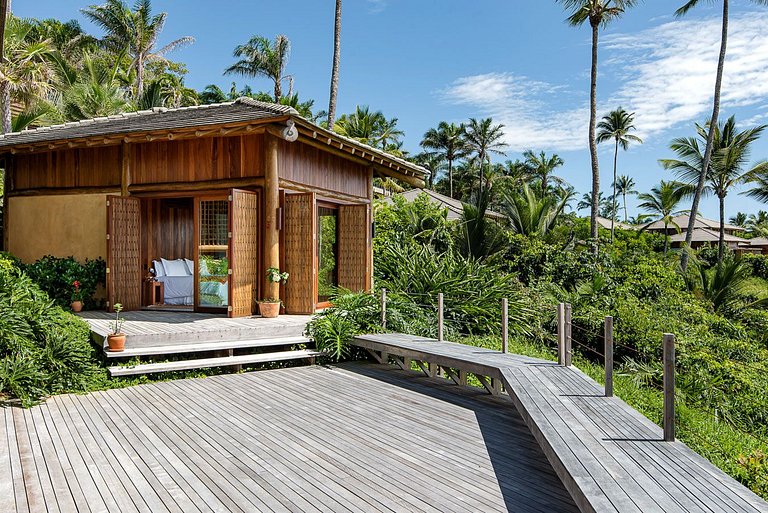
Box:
353 334 768 513
78 311 312 351
0 363 578 513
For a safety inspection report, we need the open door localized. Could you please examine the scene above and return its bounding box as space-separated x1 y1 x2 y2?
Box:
338 204 371 292
106 195 142 311
229 189 260 318
283 192 316 314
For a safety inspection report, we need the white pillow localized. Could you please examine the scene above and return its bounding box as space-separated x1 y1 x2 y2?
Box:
184 258 194 275
161 258 189 277
152 260 166 277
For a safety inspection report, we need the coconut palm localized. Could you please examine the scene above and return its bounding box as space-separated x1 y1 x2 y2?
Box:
523 150 565 192
420 122 468 198
62 52 128 120
746 211 768 237
82 0 194 100
411 152 445 189
502 183 569 237
463 118 507 196
661 116 767 262
577 191 611 214
225 34 291 102
675 0 768 271
614 175 636 223
0 16 54 133
555 0 640 251
637 181 689 255
327 0 342 129
597 107 642 242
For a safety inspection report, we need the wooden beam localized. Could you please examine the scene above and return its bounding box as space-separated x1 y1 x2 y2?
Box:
278 177 369 205
128 177 265 194
264 134 280 301
9 186 121 197
120 141 131 196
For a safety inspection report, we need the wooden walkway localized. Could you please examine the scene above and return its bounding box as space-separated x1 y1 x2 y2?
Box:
79 311 312 350
0 363 579 513
353 333 768 513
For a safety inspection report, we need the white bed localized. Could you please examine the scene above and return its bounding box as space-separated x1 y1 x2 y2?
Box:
153 258 194 306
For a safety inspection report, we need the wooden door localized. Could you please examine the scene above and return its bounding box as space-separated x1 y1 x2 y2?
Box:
338 204 371 293
106 195 142 311
229 189 260 318
283 192 316 314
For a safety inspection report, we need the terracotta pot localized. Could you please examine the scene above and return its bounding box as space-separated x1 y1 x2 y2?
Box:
107 333 126 352
258 302 280 318
70 301 83 313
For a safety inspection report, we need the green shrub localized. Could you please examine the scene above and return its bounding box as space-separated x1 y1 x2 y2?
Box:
23 255 106 309
0 254 105 406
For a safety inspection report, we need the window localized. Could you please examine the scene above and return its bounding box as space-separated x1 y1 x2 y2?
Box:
317 206 338 303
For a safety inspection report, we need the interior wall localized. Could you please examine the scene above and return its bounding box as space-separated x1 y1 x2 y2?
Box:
141 197 194 274
7 194 108 263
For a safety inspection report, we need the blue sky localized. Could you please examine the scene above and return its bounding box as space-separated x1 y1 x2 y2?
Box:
16 0 768 220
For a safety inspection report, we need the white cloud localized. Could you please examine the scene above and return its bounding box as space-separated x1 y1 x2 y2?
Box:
441 72 589 152
367 0 387 14
603 12 768 138
440 12 768 152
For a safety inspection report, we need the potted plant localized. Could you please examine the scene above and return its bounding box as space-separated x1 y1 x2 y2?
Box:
107 303 126 352
70 280 84 312
258 268 289 318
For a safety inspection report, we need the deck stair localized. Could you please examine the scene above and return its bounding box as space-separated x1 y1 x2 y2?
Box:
108 347 322 377
103 336 311 358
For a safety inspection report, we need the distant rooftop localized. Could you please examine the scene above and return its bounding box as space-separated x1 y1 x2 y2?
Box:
382 188 506 221
644 214 742 232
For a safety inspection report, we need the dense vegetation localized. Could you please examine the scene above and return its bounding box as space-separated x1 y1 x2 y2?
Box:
309 193 768 498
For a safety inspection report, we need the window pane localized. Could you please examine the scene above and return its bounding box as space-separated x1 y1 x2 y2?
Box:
198 199 229 308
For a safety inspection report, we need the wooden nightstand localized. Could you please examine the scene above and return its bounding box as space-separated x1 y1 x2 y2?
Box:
147 281 165 306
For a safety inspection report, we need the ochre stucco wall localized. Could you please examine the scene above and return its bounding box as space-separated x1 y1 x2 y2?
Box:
8 194 108 263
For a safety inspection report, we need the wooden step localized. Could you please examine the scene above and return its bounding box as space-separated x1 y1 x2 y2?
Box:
108 349 322 377
103 336 311 358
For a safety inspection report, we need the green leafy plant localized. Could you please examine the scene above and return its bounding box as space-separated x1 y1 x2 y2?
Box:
24 255 106 309
266 267 289 284
110 303 125 335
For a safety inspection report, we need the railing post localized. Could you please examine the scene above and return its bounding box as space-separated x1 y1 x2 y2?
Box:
501 298 508 354
564 303 572 367
381 288 387 331
557 303 565 365
604 316 613 397
437 292 444 342
663 333 676 442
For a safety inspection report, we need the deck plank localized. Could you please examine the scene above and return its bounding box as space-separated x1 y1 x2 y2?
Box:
353 333 768 513
1 364 578 512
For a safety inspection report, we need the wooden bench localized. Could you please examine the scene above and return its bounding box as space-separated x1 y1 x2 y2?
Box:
352 333 767 513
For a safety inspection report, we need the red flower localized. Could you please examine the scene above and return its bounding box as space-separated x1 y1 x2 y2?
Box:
73 280 80 289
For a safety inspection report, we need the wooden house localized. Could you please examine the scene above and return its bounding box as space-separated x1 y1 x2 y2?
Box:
0 98 426 317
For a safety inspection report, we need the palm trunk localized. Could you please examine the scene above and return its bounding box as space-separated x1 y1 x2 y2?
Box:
0 80 10 134
448 159 453 199
681 0 728 272
718 194 725 262
611 139 618 243
327 0 342 130
663 220 669 256
623 192 628 223
274 80 282 103
478 150 485 198
588 22 601 254
136 54 144 100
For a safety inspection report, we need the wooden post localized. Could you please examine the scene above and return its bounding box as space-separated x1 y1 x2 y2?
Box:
264 135 280 301
437 292 444 342
564 303 572 367
604 316 613 397
381 288 387 330
120 141 131 196
663 333 676 442
501 298 508 353
557 303 565 365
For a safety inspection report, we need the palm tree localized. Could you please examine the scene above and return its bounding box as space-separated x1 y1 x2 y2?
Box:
327 0 342 130
746 211 768 237
661 116 767 261
502 183 569 237
556 0 640 251
0 16 54 133
420 122 468 198
82 0 194 99
225 34 291 102
637 181 689 255
523 150 565 192
614 175 636 223
675 0 768 271
596 107 642 242
456 189 506 260
411 152 445 189
463 118 507 196
729 212 747 227
62 52 128 120
577 191 610 213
